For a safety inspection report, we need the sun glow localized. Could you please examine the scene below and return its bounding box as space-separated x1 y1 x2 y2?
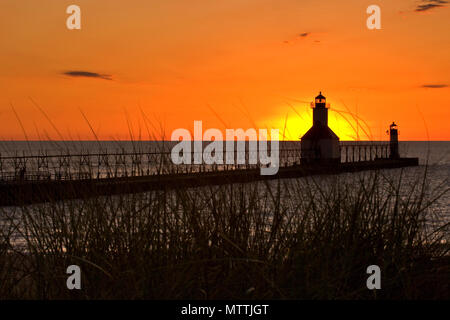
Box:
268 103 375 142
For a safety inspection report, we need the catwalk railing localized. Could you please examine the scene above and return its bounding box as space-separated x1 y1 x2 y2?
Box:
340 142 391 163
0 142 391 182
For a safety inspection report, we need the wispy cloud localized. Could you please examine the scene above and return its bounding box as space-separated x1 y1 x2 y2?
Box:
421 84 448 88
62 70 113 80
284 32 312 44
415 0 448 12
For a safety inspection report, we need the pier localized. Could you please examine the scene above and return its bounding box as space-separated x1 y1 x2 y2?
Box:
0 143 418 206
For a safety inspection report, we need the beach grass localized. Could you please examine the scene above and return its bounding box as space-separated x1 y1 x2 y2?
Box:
0 162 448 299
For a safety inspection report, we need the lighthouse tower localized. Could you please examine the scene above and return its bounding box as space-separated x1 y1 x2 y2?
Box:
301 92 340 164
389 122 399 159
313 92 328 126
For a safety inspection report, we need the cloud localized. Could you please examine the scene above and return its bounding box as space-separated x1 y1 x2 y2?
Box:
421 84 448 88
284 32 311 44
415 0 448 12
62 70 112 80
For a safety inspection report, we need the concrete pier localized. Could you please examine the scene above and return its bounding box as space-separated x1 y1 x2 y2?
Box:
0 157 418 206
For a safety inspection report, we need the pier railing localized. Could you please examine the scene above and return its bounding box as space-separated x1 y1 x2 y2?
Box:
0 148 301 181
340 142 391 163
0 142 391 182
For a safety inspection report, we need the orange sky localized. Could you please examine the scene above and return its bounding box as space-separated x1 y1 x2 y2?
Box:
0 0 449 140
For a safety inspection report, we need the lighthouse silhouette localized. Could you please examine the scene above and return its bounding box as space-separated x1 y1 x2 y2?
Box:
389 122 400 159
301 92 341 164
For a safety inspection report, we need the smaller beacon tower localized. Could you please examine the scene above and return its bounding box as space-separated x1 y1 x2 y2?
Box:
389 122 399 159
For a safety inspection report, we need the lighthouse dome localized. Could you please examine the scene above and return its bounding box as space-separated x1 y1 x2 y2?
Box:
315 92 325 100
